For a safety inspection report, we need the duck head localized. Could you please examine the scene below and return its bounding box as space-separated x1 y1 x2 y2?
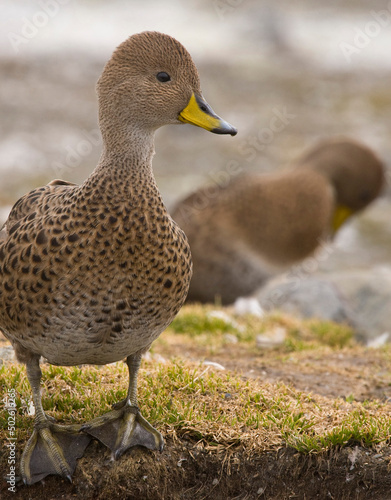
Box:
97 31 237 141
299 139 385 232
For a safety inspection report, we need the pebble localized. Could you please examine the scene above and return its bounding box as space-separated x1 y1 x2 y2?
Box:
256 327 286 349
234 297 264 317
223 333 238 344
0 345 16 364
142 352 167 363
367 332 389 348
208 310 244 332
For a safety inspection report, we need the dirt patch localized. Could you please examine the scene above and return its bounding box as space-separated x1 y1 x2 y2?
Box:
1 439 391 500
156 334 391 403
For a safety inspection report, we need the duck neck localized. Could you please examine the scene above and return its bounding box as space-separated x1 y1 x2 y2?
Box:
81 125 161 207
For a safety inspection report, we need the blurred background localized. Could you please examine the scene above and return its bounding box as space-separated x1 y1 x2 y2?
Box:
0 0 390 292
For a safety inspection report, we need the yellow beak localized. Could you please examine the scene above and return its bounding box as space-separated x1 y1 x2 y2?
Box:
179 93 237 136
332 204 354 233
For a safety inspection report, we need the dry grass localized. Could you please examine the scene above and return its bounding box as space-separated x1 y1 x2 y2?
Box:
1 336 390 457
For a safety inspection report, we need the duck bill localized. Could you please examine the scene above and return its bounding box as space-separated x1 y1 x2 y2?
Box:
178 93 237 136
332 204 354 233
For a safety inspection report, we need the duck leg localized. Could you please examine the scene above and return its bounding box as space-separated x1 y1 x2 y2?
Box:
81 353 164 459
20 356 92 485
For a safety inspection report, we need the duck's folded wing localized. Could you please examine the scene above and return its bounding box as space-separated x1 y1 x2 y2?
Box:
1 179 77 238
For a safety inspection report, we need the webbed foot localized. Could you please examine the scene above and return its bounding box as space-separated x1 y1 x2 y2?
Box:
20 421 91 485
81 404 164 459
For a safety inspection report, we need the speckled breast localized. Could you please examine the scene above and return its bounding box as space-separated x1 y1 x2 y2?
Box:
0 206 192 366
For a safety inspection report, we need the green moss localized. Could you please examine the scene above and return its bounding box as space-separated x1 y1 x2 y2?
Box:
308 321 353 348
169 310 239 336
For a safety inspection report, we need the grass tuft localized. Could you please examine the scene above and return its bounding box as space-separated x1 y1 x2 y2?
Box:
1 358 390 456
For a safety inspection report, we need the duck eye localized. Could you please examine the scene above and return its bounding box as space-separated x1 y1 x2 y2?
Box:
156 72 171 83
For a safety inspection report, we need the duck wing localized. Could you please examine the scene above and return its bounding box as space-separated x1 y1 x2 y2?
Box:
0 179 77 239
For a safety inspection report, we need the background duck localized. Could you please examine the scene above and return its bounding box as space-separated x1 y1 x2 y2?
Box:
172 139 384 305
0 31 237 485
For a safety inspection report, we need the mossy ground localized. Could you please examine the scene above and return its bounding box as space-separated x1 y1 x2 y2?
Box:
1 304 391 499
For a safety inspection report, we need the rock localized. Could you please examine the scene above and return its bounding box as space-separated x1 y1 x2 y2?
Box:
253 265 391 344
367 332 390 348
208 310 244 332
255 275 355 326
234 297 265 317
324 266 391 343
256 327 286 348
0 345 16 364
142 352 167 363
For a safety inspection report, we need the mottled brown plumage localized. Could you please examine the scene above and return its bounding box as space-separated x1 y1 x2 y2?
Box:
172 139 384 304
0 31 236 484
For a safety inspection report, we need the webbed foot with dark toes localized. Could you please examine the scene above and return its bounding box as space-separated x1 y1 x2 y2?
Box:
20 356 91 485
82 353 163 458
21 420 91 485
81 403 163 458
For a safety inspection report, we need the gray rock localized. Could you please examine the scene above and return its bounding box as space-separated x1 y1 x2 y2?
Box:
254 266 391 344
255 275 355 327
324 266 391 343
0 345 16 364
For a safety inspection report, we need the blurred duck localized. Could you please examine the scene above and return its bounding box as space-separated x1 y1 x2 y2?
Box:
172 139 384 304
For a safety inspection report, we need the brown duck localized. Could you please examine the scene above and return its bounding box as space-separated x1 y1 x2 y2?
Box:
172 139 384 304
0 31 237 484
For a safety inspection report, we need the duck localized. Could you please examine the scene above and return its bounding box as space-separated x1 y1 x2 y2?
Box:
0 31 237 485
172 139 384 304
